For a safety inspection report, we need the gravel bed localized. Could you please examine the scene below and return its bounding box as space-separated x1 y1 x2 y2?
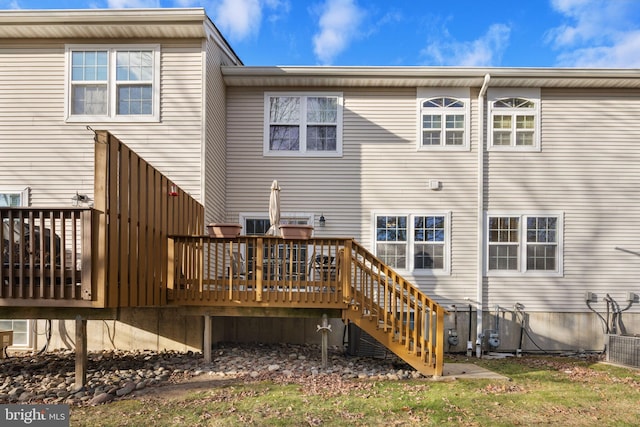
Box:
0 343 419 406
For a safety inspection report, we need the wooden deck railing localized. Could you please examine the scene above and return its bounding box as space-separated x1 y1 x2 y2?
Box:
167 235 345 308
343 241 446 376
1 207 92 306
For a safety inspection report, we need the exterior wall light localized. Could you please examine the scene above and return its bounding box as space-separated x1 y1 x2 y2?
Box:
319 214 326 227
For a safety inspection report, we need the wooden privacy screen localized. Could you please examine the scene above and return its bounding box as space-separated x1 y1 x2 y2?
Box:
93 130 204 308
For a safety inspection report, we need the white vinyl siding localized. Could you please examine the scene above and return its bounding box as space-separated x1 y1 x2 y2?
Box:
0 42 205 206
485 87 640 312
227 87 478 298
203 39 239 228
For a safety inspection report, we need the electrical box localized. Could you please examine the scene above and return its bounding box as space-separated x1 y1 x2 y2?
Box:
584 291 597 303
626 292 638 302
428 180 441 190
0 330 13 358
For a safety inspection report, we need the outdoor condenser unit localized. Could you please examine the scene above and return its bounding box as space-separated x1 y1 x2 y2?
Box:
606 334 640 369
345 323 388 358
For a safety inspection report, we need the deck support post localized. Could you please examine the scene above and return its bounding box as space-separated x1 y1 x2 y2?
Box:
203 315 212 363
75 316 87 389
317 313 332 369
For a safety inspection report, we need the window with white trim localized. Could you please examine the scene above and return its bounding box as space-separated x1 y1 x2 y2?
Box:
66 45 160 122
417 88 470 150
375 213 449 273
241 213 314 281
0 189 33 349
487 213 562 275
488 88 540 151
264 93 343 156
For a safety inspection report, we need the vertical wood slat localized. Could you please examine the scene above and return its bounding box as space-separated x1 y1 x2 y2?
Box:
107 135 120 308
152 169 162 306
145 166 155 306
81 210 92 301
93 132 109 308
129 156 139 307
118 145 131 308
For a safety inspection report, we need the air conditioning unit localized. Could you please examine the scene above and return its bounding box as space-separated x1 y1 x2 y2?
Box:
345 324 388 358
606 334 640 368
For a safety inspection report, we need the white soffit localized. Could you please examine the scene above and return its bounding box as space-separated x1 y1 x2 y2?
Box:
0 8 207 39
222 66 640 89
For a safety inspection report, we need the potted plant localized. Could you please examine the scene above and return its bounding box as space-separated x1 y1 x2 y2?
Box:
207 223 242 238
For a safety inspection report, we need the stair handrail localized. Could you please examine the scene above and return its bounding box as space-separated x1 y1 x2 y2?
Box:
344 241 446 376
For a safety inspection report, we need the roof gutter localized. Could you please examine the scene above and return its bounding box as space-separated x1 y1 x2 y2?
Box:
476 73 490 357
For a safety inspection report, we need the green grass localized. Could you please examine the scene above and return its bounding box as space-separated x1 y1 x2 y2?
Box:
70 355 640 426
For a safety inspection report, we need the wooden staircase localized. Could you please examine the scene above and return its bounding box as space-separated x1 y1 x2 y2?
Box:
341 242 446 377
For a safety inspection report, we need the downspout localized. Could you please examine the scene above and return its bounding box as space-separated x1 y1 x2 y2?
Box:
476 74 491 358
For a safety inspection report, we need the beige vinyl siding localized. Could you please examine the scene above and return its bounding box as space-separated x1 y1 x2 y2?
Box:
485 88 640 312
225 86 479 300
0 40 205 206
203 36 232 228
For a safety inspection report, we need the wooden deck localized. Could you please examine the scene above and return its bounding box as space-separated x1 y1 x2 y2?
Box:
0 131 447 377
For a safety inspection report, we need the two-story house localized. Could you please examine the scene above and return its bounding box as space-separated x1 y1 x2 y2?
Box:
1 8 639 362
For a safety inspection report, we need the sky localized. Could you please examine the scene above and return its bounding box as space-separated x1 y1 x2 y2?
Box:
3 0 640 68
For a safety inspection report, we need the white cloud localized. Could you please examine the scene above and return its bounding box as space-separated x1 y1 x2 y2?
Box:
312 0 365 65
213 0 262 41
107 0 160 7
422 23 511 67
556 30 640 67
547 0 640 67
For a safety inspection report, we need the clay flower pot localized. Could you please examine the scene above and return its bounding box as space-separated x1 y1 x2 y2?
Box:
279 224 314 239
207 223 242 238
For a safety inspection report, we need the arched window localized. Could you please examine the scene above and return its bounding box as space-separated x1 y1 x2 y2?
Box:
420 97 466 147
488 89 540 150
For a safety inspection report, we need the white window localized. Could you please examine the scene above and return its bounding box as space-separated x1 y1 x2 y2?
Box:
488 88 540 151
0 189 33 349
264 93 343 157
240 213 314 281
417 88 470 151
66 45 160 122
374 213 450 274
487 213 563 276
240 213 314 234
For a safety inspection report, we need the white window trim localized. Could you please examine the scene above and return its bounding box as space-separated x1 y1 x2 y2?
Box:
372 211 451 276
239 212 315 234
263 92 343 157
64 44 161 123
485 211 563 277
487 88 541 152
0 189 34 350
0 187 30 207
417 88 471 151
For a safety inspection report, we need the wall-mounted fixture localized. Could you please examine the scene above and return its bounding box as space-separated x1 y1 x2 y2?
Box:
319 214 326 227
168 184 179 197
71 191 90 206
428 180 441 190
